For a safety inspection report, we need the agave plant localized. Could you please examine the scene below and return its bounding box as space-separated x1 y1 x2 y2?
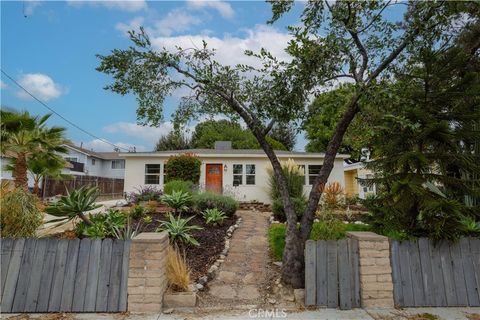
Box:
46 186 101 226
202 208 226 226
162 190 192 214
156 213 202 246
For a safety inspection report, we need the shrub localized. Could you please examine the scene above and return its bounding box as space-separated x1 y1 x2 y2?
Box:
157 213 203 246
202 208 226 225
127 185 163 204
164 180 194 195
193 192 239 217
111 216 142 240
46 186 101 226
0 188 43 237
162 190 192 214
129 204 145 219
75 209 127 239
321 181 345 209
166 246 191 292
267 159 305 200
267 221 372 260
145 200 157 214
164 153 201 183
271 197 306 222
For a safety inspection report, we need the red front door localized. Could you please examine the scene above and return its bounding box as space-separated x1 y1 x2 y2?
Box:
206 164 223 194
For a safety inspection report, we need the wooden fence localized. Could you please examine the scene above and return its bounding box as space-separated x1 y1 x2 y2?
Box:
42 176 124 200
1 238 131 313
390 238 480 307
305 239 361 309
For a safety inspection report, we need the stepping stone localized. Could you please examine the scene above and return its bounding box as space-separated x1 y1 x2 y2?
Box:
217 271 240 282
237 285 260 300
209 284 237 299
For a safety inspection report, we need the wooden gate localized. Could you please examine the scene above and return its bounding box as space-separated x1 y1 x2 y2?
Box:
390 238 480 307
305 238 361 309
0 238 131 313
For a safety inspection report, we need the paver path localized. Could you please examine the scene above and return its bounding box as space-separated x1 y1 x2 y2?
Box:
199 210 271 307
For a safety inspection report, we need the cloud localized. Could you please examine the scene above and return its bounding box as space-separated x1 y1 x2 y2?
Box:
150 24 293 67
68 0 147 12
187 0 234 19
115 16 145 35
152 9 203 36
24 0 42 16
0 80 6 89
15 73 66 101
81 139 146 152
103 121 175 144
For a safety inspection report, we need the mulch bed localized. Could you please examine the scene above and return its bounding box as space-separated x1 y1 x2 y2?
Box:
132 211 237 281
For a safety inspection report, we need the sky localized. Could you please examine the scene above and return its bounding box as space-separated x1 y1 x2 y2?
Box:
1 0 307 152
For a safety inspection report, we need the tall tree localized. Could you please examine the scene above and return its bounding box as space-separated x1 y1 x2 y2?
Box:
364 21 480 239
0 111 69 190
270 123 297 151
97 1 465 287
155 130 192 151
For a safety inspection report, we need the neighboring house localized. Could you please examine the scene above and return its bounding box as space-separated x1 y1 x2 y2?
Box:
344 162 377 199
121 141 348 204
61 144 125 179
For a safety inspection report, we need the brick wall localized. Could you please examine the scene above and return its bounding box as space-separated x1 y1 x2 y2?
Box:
347 232 394 308
127 232 169 312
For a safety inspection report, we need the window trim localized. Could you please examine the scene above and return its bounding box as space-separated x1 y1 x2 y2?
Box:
144 163 161 185
245 164 256 185
232 164 256 186
64 157 78 163
232 164 243 186
308 164 323 185
111 159 125 169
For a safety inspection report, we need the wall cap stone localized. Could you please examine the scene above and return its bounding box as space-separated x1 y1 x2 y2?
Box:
346 231 388 241
133 232 168 242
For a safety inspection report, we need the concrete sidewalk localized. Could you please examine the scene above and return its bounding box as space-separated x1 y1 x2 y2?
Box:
5 307 480 320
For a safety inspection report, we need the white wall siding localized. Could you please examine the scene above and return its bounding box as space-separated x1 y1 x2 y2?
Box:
123 155 346 204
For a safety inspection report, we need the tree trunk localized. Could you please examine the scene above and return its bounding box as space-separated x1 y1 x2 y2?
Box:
78 212 93 226
300 95 361 242
282 221 305 287
13 153 29 191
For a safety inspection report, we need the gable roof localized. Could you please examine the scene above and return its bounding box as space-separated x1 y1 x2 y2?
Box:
120 149 350 159
64 144 123 160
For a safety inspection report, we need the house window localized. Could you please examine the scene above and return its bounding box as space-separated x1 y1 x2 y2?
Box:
91 159 96 166
64 157 78 162
111 160 125 169
233 164 243 186
308 165 322 185
246 164 256 185
145 164 161 184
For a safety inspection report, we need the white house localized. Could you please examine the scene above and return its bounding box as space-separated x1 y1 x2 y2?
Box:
344 162 377 199
61 144 125 179
121 142 348 204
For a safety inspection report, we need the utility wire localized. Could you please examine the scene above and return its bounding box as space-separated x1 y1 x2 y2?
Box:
1 69 132 152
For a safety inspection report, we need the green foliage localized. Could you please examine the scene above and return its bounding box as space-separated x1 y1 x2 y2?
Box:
268 222 371 260
129 204 145 219
155 130 191 151
111 216 142 240
190 119 287 150
272 197 306 222
164 180 194 195
164 154 201 184
0 188 44 237
202 208 226 225
268 224 286 261
0 110 69 189
162 190 192 214
127 186 163 203
193 192 239 217
46 186 101 226
157 213 203 246
268 159 306 222
75 209 127 239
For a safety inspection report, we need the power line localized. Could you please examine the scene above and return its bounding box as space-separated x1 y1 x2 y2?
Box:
1 69 132 152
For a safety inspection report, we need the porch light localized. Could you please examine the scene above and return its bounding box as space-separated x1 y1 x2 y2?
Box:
224 164 228 172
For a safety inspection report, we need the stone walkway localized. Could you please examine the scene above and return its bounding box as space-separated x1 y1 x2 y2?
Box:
199 210 271 307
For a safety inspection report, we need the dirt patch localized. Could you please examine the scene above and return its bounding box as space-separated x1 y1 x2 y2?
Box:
133 212 237 280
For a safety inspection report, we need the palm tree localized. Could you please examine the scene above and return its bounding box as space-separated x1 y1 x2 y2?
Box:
0 110 69 191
